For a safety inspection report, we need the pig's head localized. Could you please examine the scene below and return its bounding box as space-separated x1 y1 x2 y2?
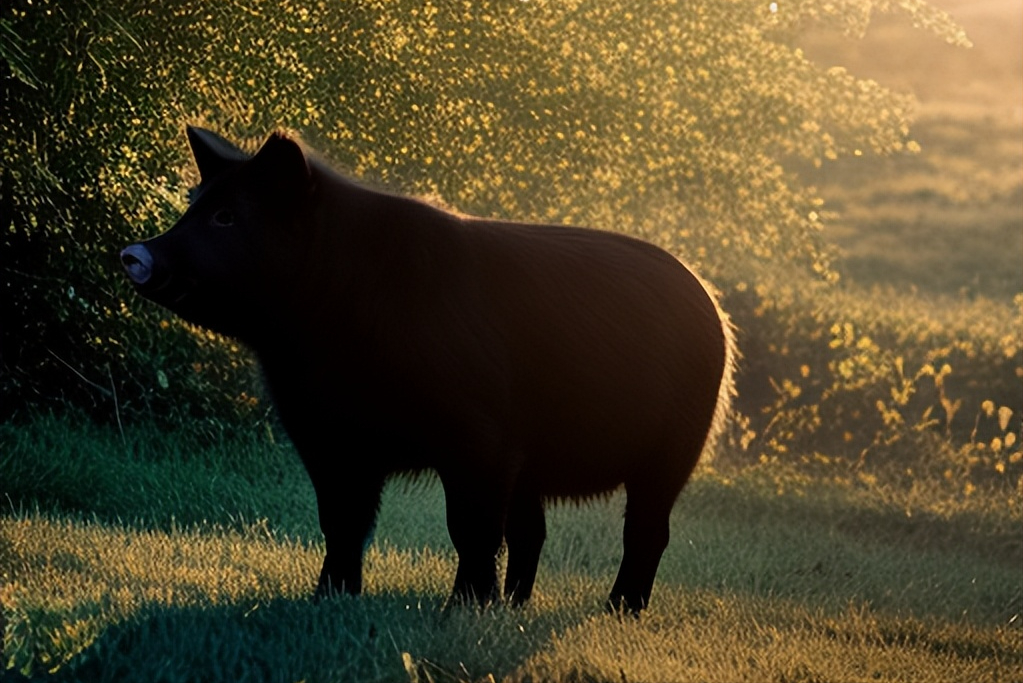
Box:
121 127 313 343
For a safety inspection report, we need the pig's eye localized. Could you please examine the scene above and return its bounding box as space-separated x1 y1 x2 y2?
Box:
211 209 235 227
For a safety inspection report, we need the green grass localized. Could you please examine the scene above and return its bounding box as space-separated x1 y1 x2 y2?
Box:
2 414 1020 681
0 413 318 537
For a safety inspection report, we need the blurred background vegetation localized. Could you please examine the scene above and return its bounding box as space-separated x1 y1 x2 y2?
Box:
1 0 1020 486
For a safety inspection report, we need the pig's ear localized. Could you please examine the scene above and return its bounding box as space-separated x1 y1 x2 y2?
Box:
187 126 251 182
251 132 312 194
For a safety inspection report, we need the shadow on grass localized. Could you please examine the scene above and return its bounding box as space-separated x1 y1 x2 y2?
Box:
21 592 570 683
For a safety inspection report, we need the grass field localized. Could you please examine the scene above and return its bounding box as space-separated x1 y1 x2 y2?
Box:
3 0 1022 680
2 414 1020 682
796 0 1023 301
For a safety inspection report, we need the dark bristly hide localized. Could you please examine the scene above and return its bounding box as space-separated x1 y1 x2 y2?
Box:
121 126 735 613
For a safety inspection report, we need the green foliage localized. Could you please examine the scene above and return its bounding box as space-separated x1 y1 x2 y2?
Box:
769 0 972 45
2 0 973 435
0 2 262 432
724 277 1022 491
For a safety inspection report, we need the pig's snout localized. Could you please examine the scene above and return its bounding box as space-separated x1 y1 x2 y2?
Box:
120 244 155 285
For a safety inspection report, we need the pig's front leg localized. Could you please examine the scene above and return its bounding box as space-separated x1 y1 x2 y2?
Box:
310 471 384 599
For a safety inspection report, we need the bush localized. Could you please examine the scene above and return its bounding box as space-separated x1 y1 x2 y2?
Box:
4 0 1006 468
724 276 1022 487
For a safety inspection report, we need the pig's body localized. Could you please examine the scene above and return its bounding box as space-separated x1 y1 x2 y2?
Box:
121 127 734 612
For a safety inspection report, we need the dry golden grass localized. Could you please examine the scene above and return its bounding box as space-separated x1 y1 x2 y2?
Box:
3 462 1020 681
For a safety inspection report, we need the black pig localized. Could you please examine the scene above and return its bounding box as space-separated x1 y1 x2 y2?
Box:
121 127 735 613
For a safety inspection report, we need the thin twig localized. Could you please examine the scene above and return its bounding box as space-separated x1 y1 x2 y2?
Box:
46 348 111 396
108 364 126 447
